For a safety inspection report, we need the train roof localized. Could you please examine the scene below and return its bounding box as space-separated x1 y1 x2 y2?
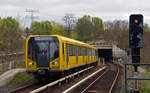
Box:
27 35 96 49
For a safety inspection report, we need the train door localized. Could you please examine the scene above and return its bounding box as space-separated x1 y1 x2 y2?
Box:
83 47 85 64
86 48 88 64
76 46 78 64
88 48 90 63
62 43 65 68
66 44 69 68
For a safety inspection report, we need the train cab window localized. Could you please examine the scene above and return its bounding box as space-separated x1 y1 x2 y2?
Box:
28 36 59 63
28 38 35 60
28 42 32 59
49 41 59 60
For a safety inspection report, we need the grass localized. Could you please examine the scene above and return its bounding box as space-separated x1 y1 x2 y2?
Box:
140 80 150 93
9 72 35 85
138 68 150 93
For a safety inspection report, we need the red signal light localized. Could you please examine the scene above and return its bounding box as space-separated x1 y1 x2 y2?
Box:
134 19 138 23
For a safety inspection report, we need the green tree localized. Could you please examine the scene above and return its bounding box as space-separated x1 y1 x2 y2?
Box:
0 17 24 52
76 15 104 41
30 21 52 35
51 22 67 36
104 20 129 50
92 17 104 39
76 15 93 41
70 31 78 40
92 17 104 31
141 24 150 63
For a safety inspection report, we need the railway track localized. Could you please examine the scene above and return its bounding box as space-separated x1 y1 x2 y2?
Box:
49 64 120 93
79 63 120 93
8 63 121 93
28 65 106 93
8 82 51 93
8 65 102 93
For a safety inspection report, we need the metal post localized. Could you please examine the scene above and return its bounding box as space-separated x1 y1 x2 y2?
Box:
124 64 127 93
131 48 140 93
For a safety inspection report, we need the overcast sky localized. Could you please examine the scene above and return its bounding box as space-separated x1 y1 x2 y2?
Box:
0 0 150 26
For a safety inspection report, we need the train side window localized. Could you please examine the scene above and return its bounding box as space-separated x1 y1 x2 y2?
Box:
62 43 64 55
82 47 83 56
78 46 80 56
77 46 79 56
80 47 82 56
84 47 86 56
85 48 86 56
72 45 75 56
86 48 87 56
90 48 92 56
71 45 74 56
69 44 71 56
88 48 89 56
89 48 90 56
83 47 84 56
73 45 75 56
86 48 88 56
79 47 82 56
82 47 84 56
75 45 77 56
69 44 74 56
91 49 92 56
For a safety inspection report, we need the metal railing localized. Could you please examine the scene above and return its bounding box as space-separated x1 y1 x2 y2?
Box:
124 63 150 93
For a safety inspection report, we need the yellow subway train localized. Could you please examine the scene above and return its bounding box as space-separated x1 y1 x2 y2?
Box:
25 35 99 80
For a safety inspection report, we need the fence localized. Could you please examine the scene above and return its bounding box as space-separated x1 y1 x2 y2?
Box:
0 52 25 75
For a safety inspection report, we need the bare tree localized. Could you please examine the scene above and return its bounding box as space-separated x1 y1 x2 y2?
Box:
62 13 76 36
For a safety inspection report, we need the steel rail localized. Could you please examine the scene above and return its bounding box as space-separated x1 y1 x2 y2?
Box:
108 65 120 93
8 83 36 93
80 67 109 93
30 66 100 93
62 66 106 93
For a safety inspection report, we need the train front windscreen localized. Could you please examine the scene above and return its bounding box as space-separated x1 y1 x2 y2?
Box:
28 36 59 67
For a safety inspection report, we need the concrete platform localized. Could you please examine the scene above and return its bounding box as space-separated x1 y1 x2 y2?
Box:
0 68 25 87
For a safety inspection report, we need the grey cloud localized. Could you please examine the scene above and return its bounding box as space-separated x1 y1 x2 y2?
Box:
0 0 149 24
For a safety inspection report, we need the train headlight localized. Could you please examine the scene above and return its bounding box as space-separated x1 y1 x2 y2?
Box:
52 61 58 65
29 62 34 66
